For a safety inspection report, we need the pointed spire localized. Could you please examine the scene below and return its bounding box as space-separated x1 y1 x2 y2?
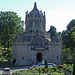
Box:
34 2 37 9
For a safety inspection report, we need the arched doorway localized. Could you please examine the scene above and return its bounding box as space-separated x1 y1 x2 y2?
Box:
36 52 42 62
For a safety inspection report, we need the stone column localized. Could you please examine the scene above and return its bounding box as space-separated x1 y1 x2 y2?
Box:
41 22 42 30
33 22 35 31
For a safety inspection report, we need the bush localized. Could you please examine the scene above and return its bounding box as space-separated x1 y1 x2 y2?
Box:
45 60 48 68
51 72 65 75
12 72 46 75
73 60 75 75
12 64 73 75
57 65 63 68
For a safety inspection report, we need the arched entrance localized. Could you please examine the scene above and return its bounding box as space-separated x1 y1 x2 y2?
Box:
36 52 42 62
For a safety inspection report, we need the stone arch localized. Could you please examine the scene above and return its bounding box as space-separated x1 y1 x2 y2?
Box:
35 37 43 46
13 59 16 64
36 52 42 62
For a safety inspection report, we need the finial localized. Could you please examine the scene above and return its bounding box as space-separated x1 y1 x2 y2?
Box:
44 11 45 16
34 2 37 9
26 11 28 15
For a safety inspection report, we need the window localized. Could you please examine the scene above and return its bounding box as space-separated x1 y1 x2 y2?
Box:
22 57 24 60
35 22 39 28
57 56 59 59
35 38 43 46
29 22 33 28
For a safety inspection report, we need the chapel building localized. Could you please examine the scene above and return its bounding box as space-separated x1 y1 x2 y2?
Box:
12 2 62 65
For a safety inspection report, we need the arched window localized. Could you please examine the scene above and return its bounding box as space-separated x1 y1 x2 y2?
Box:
35 21 39 28
29 22 33 28
35 38 43 46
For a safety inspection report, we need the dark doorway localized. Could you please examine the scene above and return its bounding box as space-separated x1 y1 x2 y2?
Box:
36 52 42 62
13 59 16 64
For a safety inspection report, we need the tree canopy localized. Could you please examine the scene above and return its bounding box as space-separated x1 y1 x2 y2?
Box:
67 19 75 31
48 25 56 37
0 11 24 48
62 19 75 63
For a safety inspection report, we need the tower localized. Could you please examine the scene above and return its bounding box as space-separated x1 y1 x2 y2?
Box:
25 2 46 33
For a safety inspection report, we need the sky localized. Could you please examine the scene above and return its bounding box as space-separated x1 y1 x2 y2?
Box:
0 0 75 32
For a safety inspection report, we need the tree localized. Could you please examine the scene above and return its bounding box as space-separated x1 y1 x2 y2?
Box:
62 19 75 63
48 25 56 37
57 32 62 39
73 60 75 75
62 19 75 48
3 48 12 61
62 48 73 64
0 11 24 48
45 60 48 68
67 19 75 31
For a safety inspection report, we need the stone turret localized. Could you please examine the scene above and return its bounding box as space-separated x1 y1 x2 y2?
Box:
25 2 46 33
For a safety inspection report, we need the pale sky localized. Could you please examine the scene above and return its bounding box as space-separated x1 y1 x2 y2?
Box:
0 0 75 32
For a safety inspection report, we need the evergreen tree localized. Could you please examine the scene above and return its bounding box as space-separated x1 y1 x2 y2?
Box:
45 60 48 68
48 25 56 37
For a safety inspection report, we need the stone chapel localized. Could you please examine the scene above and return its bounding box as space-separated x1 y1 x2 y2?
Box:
12 2 62 65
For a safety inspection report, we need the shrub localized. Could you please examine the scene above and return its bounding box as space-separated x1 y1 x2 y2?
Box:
57 65 63 68
45 60 48 68
73 60 75 75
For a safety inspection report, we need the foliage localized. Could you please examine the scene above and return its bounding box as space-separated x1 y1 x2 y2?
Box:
62 48 73 64
57 65 63 68
48 25 56 37
73 61 75 75
51 72 64 75
12 72 46 75
57 32 62 39
0 11 24 48
12 64 73 75
67 19 75 31
0 61 16 68
62 20 75 48
62 19 75 64
3 48 12 61
45 60 48 68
